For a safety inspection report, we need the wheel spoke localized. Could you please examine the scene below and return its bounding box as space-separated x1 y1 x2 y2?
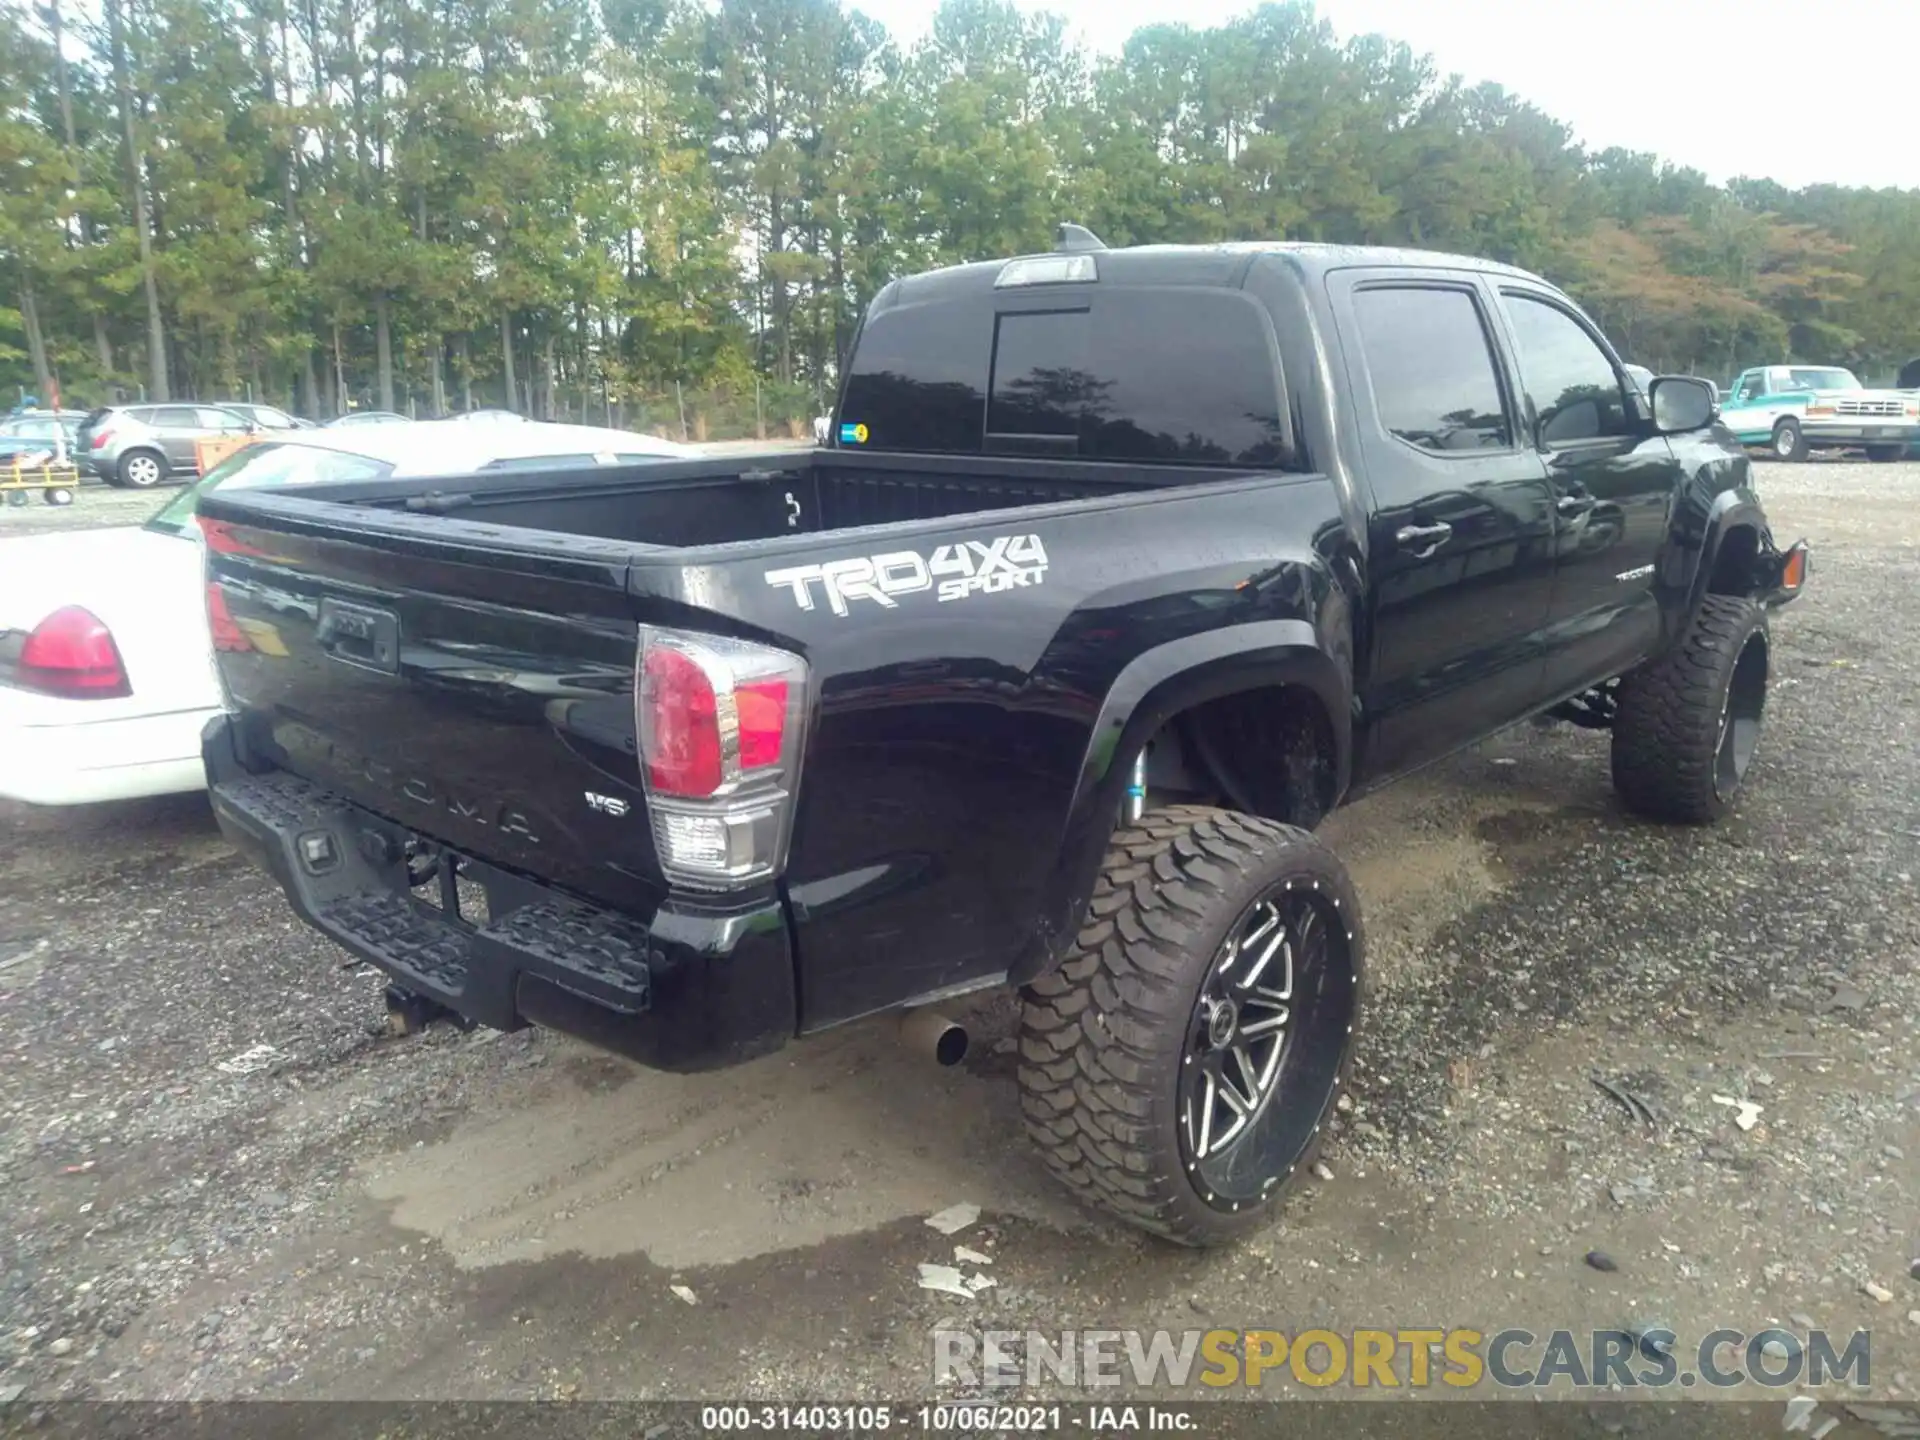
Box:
1248 930 1294 1002
1196 1072 1216 1156
1239 1009 1288 1038
1239 904 1280 954
1212 1109 1248 1150
1230 1046 1261 1103
1296 905 1328 970
1296 904 1319 951
1221 904 1278 978
1237 923 1287 994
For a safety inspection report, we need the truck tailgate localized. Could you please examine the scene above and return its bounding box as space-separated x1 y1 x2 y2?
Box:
201 501 662 912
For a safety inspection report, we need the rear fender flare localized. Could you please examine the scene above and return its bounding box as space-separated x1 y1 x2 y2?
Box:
1009 620 1351 985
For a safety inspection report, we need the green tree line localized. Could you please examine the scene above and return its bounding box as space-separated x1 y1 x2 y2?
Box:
4 0 1918 436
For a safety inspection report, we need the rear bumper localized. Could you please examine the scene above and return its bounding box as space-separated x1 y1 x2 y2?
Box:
203 715 796 1072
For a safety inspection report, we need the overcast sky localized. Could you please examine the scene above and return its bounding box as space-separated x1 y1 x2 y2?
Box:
856 0 1917 192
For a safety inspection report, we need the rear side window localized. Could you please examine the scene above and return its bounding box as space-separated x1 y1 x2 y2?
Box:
1021 293 1288 466
1352 287 1511 453
152 406 198 427
842 288 1290 467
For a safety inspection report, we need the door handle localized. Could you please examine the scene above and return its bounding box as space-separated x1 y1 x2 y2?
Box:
1556 494 1595 517
1395 522 1452 555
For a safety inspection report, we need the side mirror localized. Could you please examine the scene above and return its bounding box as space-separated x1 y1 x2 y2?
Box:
1650 376 1716 434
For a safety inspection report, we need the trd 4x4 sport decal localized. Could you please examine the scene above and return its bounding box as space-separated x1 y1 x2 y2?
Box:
764 534 1049 616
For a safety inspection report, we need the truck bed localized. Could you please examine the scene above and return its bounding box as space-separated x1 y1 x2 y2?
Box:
196 445 1321 946
295 447 1266 550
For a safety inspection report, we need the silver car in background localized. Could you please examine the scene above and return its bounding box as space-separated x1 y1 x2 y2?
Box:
216 402 313 432
74 404 258 489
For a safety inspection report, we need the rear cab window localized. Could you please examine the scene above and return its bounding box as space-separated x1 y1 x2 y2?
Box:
838 274 1296 468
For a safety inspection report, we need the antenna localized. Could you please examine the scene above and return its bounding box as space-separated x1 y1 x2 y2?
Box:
1055 223 1108 254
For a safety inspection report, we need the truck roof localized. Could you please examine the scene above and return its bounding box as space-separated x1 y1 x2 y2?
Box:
882 239 1548 308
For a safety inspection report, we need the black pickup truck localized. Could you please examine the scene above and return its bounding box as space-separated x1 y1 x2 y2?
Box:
199 229 1809 1246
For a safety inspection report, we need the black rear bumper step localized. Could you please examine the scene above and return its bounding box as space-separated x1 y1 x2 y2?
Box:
202 730 800 1073
211 770 652 1030
315 891 476 995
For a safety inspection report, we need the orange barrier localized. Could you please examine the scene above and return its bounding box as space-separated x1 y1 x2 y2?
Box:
195 432 260 474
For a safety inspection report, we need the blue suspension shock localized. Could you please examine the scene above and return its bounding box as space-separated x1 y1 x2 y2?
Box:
1125 748 1148 824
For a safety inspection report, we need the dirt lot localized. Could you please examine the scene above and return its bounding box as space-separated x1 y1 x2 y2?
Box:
2 460 1917 1429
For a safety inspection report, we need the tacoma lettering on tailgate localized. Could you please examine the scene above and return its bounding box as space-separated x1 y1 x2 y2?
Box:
764 534 1048 616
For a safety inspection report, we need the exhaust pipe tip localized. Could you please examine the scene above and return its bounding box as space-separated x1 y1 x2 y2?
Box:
900 1007 969 1067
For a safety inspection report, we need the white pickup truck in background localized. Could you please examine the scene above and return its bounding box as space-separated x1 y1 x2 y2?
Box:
1720 363 1920 462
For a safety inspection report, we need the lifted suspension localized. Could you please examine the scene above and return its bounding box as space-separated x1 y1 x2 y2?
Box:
1547 680 1619 731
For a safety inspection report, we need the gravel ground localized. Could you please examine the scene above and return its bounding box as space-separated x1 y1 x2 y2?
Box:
2 458 1917 1431
0 479 161 535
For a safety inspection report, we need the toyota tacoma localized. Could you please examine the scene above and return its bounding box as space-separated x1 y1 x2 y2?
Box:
197 229 1810 1245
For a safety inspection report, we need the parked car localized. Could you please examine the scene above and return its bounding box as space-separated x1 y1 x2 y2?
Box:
1900 358 1920 459
198 230 1809 1247
0 420 695 806
216 402 314 432
74 403 258 488
324 410 410 428
1721 364 1920 462
0 409 88 465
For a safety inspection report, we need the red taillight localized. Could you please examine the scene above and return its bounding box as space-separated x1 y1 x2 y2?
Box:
89 429 112 450
640 644 723 797
635 629 808 888
206 582 253 653
735 679 789 770
16 606 131 698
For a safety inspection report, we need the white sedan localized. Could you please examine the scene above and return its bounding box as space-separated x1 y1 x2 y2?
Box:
0 420 693 805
